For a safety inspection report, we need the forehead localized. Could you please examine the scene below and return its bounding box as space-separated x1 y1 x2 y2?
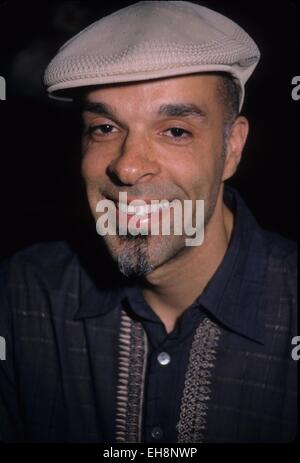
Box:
83 74 220 113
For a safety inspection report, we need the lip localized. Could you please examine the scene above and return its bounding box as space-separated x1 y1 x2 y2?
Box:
118 201 171 216
104 195 175 233
106 195 173 206
117 204 168 232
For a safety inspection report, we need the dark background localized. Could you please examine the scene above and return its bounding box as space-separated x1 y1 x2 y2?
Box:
0 0 298 261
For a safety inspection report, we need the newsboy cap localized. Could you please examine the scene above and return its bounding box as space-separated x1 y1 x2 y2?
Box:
43 1 260 111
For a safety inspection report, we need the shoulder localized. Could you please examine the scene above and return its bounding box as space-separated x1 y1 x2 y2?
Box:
0 241 87 331
6 240 77 265
0 240 80 291
262 230 297 279
258 230 297 334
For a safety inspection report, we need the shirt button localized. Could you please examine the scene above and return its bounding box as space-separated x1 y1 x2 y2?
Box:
157 352 171 366
151 427 163 440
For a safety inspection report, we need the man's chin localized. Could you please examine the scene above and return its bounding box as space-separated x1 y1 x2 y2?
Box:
116 234 154 278
102 233 185 279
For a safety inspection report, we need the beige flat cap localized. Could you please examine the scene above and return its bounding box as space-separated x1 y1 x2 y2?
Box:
43 1 260 110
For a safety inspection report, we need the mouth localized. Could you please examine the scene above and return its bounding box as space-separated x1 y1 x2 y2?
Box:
117 200 171 216
104 195 178 234
105 194 176 213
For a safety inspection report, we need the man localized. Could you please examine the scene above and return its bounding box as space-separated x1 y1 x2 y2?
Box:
0 1 297 443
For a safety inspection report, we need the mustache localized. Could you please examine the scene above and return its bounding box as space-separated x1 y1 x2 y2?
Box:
103 184 184 201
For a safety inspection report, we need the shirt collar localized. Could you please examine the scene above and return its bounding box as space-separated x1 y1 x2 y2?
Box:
74 186 267 344
198 186 267 344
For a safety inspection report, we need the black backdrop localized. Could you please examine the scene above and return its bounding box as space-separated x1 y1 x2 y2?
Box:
0 0 298 262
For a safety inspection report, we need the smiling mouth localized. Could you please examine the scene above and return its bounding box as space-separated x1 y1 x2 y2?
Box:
117 201 172 216
105 193 177 216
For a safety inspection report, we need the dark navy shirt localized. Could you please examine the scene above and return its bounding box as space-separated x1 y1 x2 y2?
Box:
0 187 297 442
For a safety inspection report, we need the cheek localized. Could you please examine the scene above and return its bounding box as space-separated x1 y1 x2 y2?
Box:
164 147 216 194
81 146 108 184
80 148 111 214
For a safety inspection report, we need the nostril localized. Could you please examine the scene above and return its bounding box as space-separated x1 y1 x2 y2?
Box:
106 167 133 187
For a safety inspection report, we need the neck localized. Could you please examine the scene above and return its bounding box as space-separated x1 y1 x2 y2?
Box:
141 191 234 333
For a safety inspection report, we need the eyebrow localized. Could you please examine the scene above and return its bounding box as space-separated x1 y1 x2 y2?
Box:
82 101 116 118
157 103 207 119
82 101 207 121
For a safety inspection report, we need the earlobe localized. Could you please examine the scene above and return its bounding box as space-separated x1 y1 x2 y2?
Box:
222 116 249 181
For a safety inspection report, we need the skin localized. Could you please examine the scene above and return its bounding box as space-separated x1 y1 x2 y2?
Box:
81 74 249 333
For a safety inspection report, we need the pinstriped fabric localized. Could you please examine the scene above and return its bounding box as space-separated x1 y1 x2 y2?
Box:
176 317 221 443
115 309 148 442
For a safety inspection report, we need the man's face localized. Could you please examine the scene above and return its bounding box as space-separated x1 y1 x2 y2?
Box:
81 74 232 277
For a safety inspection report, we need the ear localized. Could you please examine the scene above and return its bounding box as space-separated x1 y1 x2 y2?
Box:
222 116 249 181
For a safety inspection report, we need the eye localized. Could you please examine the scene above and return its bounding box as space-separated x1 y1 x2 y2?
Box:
86 124 119 137
164 127 191 139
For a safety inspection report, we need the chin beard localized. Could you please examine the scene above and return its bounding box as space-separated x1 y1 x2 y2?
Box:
117 234 155 278
103 181 223 279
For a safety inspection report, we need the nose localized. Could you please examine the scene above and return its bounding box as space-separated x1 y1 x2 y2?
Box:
107 131 160 186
